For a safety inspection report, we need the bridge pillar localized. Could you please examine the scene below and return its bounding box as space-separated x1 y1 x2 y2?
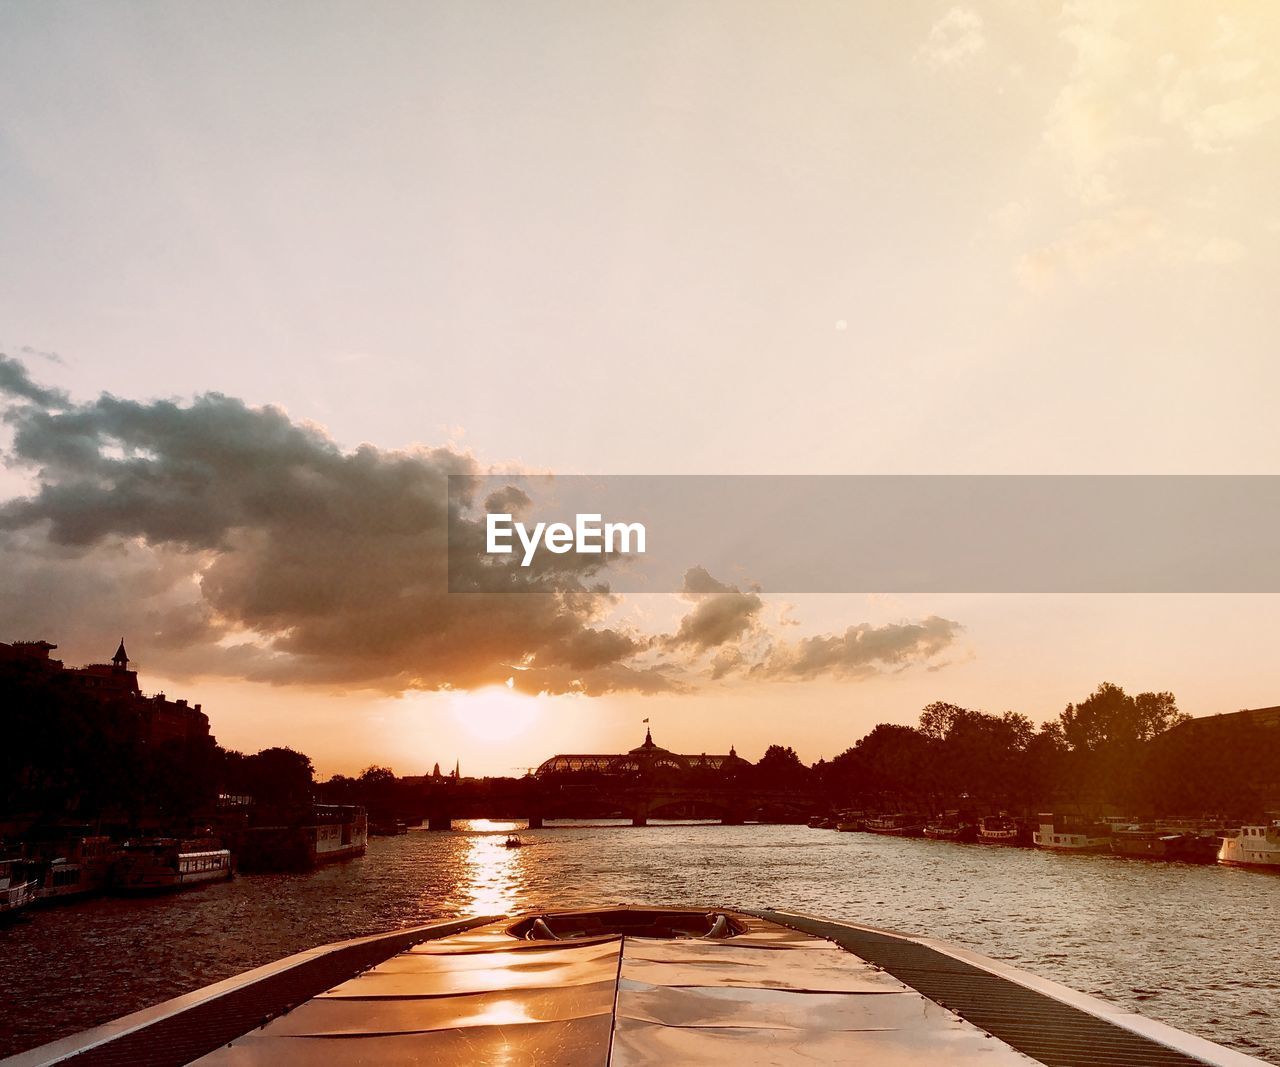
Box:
631 800 649 827
721 809 745 826
527 814 544 829
427 814 453 831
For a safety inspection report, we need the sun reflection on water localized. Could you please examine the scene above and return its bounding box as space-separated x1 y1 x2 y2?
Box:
456 819 527 916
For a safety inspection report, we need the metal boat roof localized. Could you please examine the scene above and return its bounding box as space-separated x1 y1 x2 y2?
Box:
4 906 1267 1067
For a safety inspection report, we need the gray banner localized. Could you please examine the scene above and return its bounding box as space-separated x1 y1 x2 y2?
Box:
447 475 1280 593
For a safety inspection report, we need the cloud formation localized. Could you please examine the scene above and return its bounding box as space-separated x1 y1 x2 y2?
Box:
1 361 961 694
918 8 984 69
0 353 69 408
754 616 962 681
664 567 763 653
1013 3 1279 285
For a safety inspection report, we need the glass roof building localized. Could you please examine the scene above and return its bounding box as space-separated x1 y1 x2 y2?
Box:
535 728 750 778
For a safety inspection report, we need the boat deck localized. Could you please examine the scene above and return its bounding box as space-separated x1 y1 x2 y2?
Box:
5 907 1265 1067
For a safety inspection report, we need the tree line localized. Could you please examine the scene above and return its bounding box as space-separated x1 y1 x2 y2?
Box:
5 655 1276 828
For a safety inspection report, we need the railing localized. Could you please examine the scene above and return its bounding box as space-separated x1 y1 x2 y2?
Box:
1 879 37 906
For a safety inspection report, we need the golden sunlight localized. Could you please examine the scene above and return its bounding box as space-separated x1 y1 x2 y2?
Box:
448 685 540 743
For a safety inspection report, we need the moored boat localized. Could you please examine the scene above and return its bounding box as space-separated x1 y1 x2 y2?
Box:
922 813 977 842
23 904 1270 1066
0 856 39 921
863 813 925 836
25 834 120 902
1032 813 1110 852
1110 826 1220 863
309 804 369 863
1217 821 1280 868
112 838 233 893
978 813 1029 845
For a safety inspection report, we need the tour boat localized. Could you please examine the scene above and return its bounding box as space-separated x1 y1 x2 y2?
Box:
309 805 369 863
1110 826 1221 863
25 835 120 902
17 904 1268 1066
1032 813 1111 852
862 813 925 836
977 813 1029 845
112 838 233 893
1217 822 1280 868
0 856 38 921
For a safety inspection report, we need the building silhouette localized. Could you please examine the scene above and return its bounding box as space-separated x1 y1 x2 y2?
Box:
536 727 750 778
0 637 210 747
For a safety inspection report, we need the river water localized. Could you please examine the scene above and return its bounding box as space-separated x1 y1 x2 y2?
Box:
2 820 1277 1062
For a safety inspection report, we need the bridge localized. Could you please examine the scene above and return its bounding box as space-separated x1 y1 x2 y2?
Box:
414 780 816 829
409 728 819 829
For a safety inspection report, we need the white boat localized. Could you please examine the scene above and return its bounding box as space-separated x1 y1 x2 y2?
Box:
1032 813 1110 852
112 838 233 893
1218 822 1280 868
309 804 369 864
22 905 1271 1066
0 856 39 920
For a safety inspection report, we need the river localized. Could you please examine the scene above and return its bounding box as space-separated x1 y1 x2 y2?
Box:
2 821 1277 1062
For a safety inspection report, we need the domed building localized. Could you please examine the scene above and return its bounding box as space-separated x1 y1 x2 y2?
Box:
535 727 749 779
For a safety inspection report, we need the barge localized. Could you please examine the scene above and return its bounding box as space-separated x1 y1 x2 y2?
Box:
1033 813 1111 853
5 905 1267 1066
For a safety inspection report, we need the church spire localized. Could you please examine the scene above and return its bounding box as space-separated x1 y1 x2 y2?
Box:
112 638 129 670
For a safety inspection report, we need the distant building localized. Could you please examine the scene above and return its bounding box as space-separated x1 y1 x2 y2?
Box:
0 637 211 747
1171 705 1280 734
536 727 750 778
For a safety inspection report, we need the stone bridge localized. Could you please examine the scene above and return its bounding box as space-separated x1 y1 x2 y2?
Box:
415 781 817 830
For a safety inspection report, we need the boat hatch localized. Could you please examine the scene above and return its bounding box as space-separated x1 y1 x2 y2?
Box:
509 906 744 940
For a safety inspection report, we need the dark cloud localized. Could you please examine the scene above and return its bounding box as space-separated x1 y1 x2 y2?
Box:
0 353 69 408
0 370 647 694
665 566 763 653
1 359 965 695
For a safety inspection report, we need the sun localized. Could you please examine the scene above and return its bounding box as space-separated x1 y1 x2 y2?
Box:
448 683 539 742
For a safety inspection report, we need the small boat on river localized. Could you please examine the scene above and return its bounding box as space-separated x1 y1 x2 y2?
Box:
24 834 120 902
1032 813 1111 852
863 813 925 836
21 904 1269 1066
978 813 1030 845
922 813 977 842
1110 826 1221 863
0 856 38 922
504 834 524 848
1218 821 1280 868
112 838 233 893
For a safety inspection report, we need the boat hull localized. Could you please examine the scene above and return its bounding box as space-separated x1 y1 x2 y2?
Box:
1111 833 1220 863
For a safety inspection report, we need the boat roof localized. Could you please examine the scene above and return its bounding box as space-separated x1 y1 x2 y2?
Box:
7 906 1266 1067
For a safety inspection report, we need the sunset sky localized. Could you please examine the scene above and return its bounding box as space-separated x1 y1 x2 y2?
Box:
2 2 1279 777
